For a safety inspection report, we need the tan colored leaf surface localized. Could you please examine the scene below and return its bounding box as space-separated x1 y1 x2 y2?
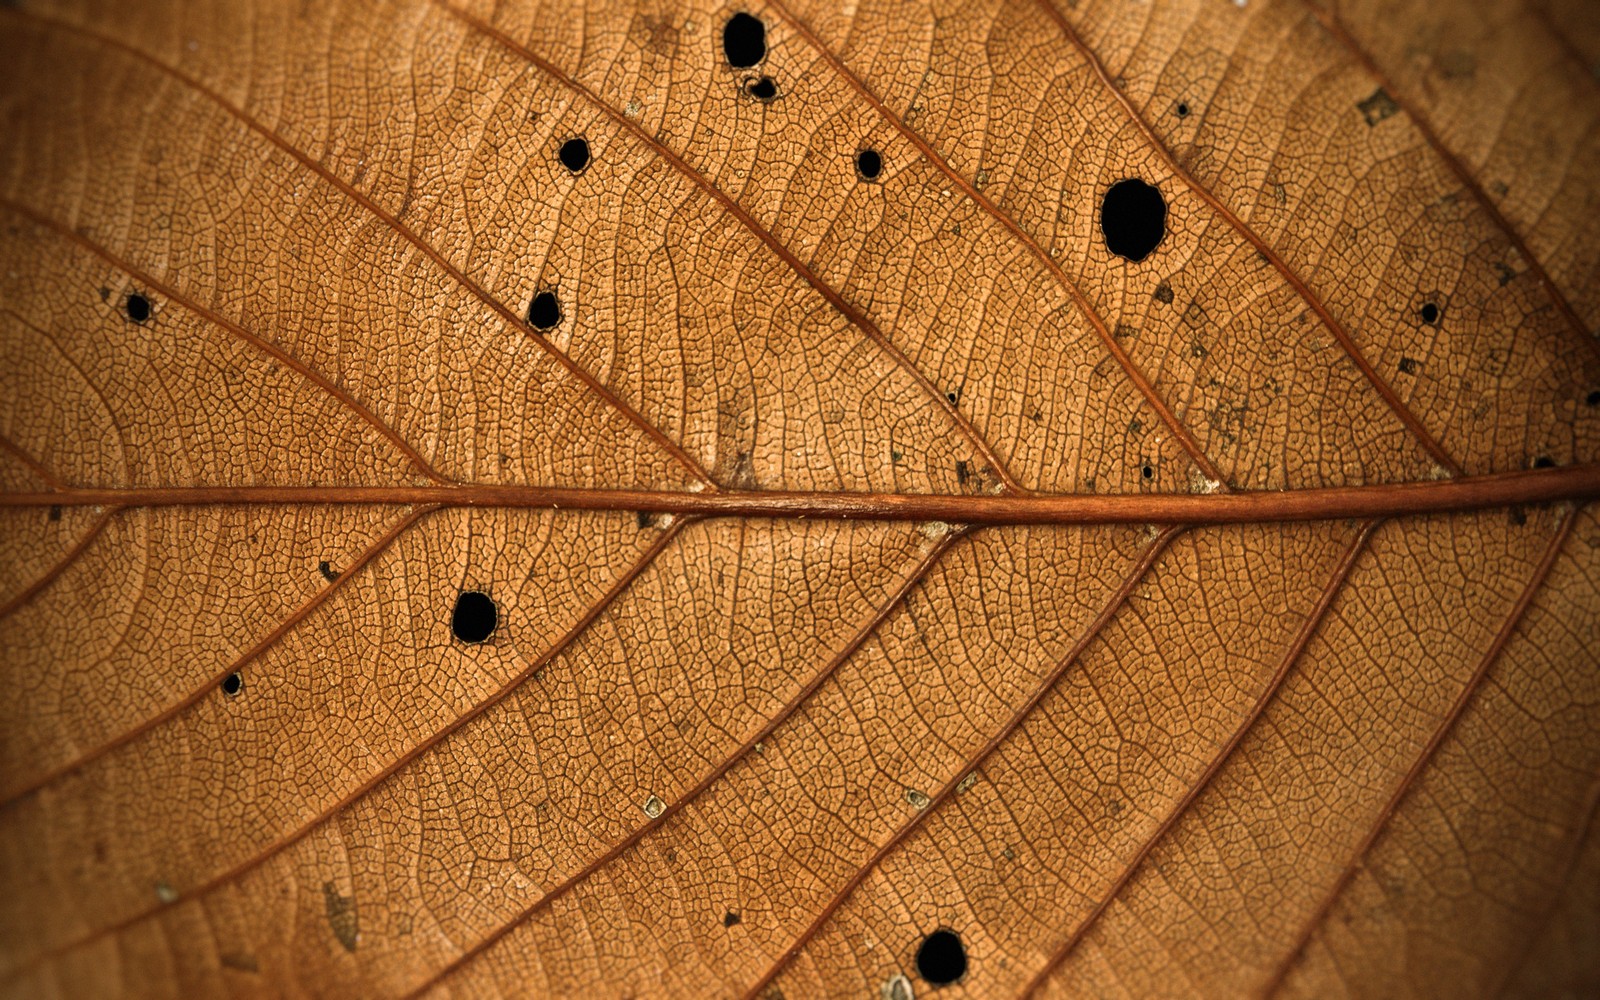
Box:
1 0 1598 997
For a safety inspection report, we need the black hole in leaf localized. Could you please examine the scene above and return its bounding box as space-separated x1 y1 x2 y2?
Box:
1101 179 1166 262
1533 455 1556 469
744 75 777 101
916 929 967 986
125 293 152 323
1142 464 1155 480
221 672 243 697
1176 101 1190 117
452 591 497 644
856 148 882 180
527 290 561 331
1587 390 1600 406
558 137 590 173
1419 302 1441 324
723 12 766 68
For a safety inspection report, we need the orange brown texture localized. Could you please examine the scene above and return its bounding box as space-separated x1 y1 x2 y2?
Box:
0 0 1598 997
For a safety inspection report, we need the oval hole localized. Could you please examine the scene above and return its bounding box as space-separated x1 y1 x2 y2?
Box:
744 75 777 102
220 672 243 697
856 148 882 180
527 290 561 331
1100 179 1166 262
125 293 152 323
452 591 498 644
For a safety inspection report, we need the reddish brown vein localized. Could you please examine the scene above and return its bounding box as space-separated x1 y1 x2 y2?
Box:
2 514 690 980
1304 3 1600 363
3 463 1598 524
433 0 1025 494
1035 0 1466 476
0 199 452 487
402 529 966 1000
0 431 63 489
0 505 435 807
766 0 1228 487
1259 503 1581 997
1021 519 1380 998
6 8 714 490
738 524 1184 1000
0 506 118 621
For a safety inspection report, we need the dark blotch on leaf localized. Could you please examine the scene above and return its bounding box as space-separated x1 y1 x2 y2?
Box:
744 75 777 102
722 910 741 927
221 672 243 697
452 591 497 644
558 137 590 173
1533 455 1556 469
1101 179 1166 262
856 148 882 180
125 293 152 323
527 290 561 331
916 929 967 986
723 12 765 68
1587 389 1600 406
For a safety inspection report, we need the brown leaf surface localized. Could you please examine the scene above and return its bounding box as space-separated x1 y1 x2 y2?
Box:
1 0 1598 997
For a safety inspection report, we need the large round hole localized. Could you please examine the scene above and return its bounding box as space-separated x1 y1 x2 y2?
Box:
723 12 766 68
125 293 152 323
915 928 967 986
527 290 562 331
1100 179 1166 262
452 591 498 644
558 137 590 173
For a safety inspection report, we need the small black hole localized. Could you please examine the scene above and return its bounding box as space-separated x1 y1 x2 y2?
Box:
527 290 561 331
220 672 243 697
452 590 498 644
723 12 766 68
916 929 967 986
1101 179 1167 262
1176 101 1190 117
1533 455 1556 469
558 137 590 173
744 75 777 101
1141 464 1155 480
125 293 152 323
1587 390 1600 406
1419 302 1440 324
856 148 882 180
946 391 959 405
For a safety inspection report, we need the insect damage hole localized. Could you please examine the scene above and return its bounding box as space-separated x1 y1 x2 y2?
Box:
1101 179 1166 262
743 75 778 102
856 148 883 181
723 12 765 68
916 928 967 986
220 671 244 697
558 137 590 173
1418 301 1441 324
527 290 561 331
124 292 152 323
452 590 497 644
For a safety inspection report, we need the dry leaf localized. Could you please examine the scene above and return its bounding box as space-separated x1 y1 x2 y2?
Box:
1 0 1598 997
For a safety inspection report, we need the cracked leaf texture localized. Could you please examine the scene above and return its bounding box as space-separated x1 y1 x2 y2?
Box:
2 0 1600 997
